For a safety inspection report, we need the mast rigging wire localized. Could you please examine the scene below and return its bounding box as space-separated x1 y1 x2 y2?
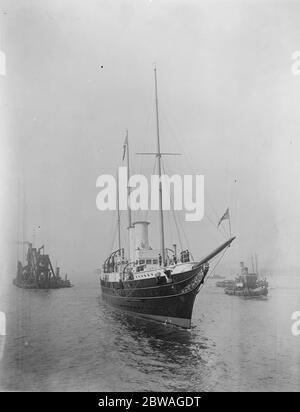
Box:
158 104 230 241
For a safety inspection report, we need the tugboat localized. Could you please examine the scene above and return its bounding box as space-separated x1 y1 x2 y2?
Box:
224 262 268 297
13 242 72 289
99 68 235 328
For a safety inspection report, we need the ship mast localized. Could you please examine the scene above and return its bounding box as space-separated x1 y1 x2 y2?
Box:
116 170 121 255
123 130 134 262
136 68 181 265
251 254 255 273
154 67 166 266
125 130 132 228
255 253 259 277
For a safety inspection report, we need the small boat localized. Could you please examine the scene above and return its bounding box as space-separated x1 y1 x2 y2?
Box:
211 274 225 279
224 262 268 297
216 279 235 288
225 286 267 297
13 242 72 289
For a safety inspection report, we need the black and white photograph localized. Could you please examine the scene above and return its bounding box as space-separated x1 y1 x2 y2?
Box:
0 0 300 394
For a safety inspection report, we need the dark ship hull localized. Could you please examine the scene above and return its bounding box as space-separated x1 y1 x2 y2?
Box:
101 237 235 328
102 286 200 328
13 278 72 289
101 265 204 328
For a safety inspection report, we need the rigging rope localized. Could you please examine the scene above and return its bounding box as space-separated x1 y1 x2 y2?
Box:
161 159 197 259
143 156 157 222
205 214 227 241
198 246 229 293
206 196 229 239
159 105 231 241
160 159 184 252
106 221 118 261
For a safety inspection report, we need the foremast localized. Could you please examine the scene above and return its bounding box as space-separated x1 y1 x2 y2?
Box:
154 67 166 267
125 130 132 229
122 130 134 262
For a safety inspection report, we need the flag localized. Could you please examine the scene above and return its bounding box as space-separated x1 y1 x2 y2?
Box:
218 208 230 227
122 134 128 161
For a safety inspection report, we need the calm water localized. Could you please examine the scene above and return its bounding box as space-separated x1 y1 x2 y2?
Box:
0 274 300 392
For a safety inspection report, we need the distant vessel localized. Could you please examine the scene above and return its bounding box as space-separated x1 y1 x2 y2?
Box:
224 262 268 297
99 68 235 328
216 279 235 288
211 274 225 279
14 242 72 289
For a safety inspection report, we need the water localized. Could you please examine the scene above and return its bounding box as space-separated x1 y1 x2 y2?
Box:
0 274 300 391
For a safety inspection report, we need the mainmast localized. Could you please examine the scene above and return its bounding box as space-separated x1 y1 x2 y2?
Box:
123 130 134 262
136 68 181 265
125 130 132 228
251 254 255 273
255 253 259 277
116 171 121 255
154 67 166 266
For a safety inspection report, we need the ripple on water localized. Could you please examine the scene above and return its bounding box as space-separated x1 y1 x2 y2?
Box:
1 277 299 391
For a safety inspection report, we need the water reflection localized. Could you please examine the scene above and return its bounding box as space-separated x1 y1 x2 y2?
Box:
98 299 216 391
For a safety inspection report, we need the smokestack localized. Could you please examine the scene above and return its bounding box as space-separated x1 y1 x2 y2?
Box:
133 221 150 250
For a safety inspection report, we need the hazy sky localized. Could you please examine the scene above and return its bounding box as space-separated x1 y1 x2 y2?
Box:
1 0 300 277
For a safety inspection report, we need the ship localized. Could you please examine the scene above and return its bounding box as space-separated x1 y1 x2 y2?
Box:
99 68 235 328
224 261 268 297
216 279 236 288
211 274 225 280
14 242 72 289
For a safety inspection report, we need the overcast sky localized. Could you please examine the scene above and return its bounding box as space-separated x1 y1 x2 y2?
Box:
1 0 300 278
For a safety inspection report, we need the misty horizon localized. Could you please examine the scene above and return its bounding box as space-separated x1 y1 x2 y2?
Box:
1 0 300 279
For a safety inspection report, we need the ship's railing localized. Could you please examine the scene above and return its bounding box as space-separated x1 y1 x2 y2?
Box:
103 248 125 273
103 246 193 274
122 260 137 280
